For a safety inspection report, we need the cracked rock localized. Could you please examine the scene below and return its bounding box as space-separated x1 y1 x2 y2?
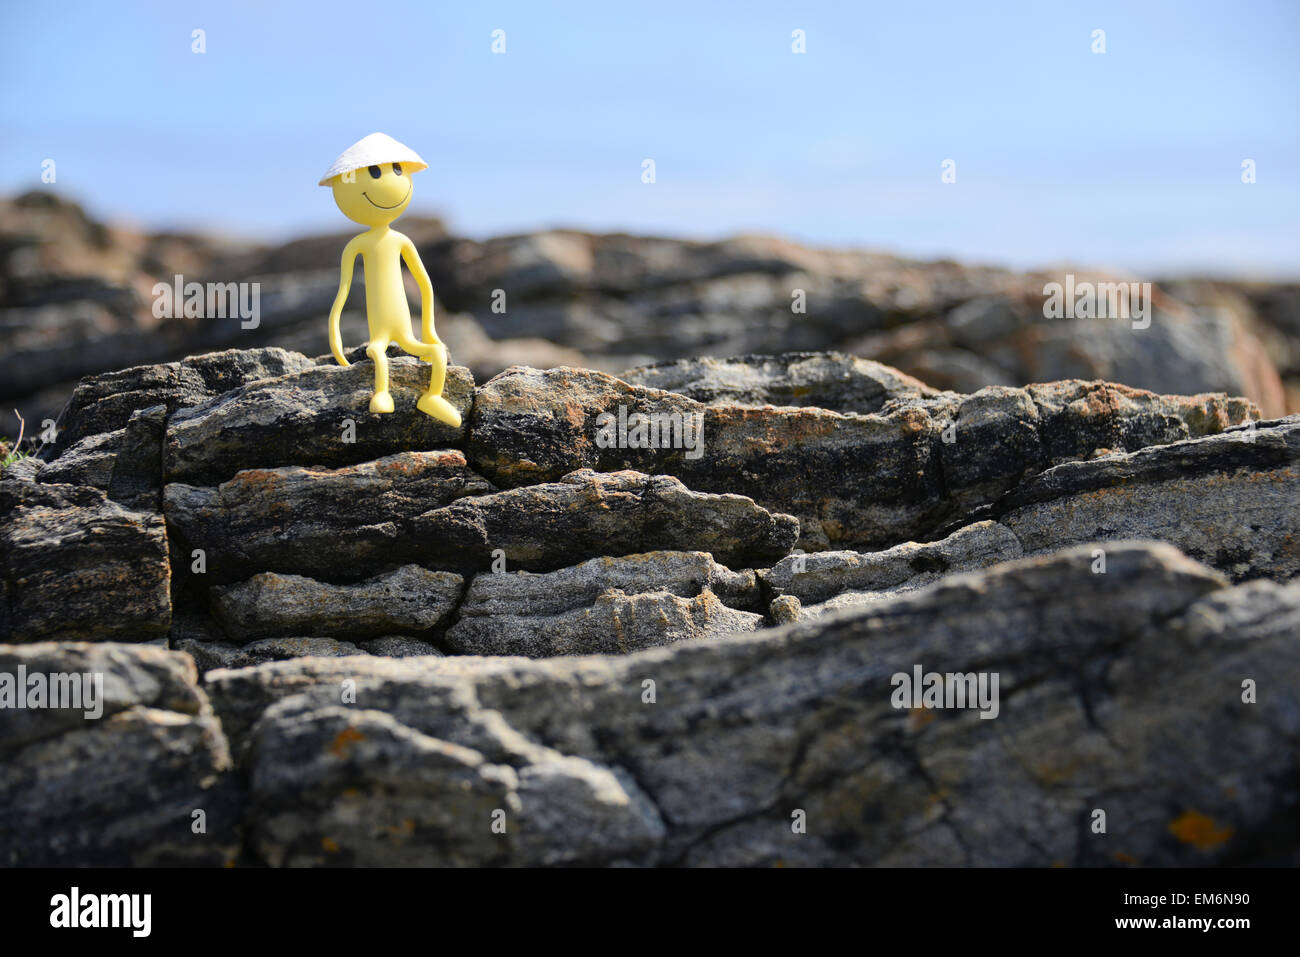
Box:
210 565 464 642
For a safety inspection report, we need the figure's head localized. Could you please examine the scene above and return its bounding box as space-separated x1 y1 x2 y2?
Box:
319 132 427 227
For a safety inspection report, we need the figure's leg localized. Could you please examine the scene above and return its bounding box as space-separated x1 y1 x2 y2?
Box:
395 330 461 427
367 336 394 413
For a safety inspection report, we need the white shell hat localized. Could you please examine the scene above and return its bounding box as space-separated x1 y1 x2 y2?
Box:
318 132 428 186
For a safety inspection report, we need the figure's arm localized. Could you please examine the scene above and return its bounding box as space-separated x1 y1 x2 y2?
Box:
400 237 441 345
329 239 360 366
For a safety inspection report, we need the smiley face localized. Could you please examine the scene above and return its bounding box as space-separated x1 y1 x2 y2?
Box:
330 162 413 226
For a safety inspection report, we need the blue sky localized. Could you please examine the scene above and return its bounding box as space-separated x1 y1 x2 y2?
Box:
2 0 1296 276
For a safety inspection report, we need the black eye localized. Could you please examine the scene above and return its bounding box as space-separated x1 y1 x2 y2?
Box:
368 165 381 179
393 163 403 175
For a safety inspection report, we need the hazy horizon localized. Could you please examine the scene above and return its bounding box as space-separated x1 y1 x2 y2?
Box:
3 0 1297 279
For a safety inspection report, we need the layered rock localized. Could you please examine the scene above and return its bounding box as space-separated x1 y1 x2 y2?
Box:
410 469 799 572
0 642 238 865
199 543 1300 865
621 353 935 412
1 478 171 642
163 450 494 584
211 565 464 642
53 347 316 453
991 415 1300 581
445 551 763 656
761 520 1023 615
468 365 1256 549
163 357 474 485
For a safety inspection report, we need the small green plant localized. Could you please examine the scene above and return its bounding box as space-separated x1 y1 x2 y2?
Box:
1 411 33 470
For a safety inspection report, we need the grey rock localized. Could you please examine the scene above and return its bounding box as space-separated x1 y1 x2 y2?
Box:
37 404 167 512
174 635 368 672
0 642 238 865
469 366 1254 550
106 403 168 511
455 550 761 618
236 636 367 665
173 637 247 673
210 565 464 642
621 352 935 413
359 636 444 658
201 542 1299 865
163 357 474 485
994 415 1300 581
1 456 42 482
761 521 1023 605
1 479 170 642
411 468 800 572
36 428 121 488
163 449 494 584
54 346 316 453
445 587 763 657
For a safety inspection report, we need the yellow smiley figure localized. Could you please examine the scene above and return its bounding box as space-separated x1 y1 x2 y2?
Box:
319 132 460 426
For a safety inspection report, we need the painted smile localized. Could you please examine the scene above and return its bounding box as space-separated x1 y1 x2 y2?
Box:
362 184 411 209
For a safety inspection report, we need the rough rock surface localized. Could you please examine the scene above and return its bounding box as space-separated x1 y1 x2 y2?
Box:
992 416 1300 581
54 347 317 453
412 469 799 572
211 565 464 642
1 478 171 642
164 358 474 485
197 543 1299 866
163 450 494 584
0 642 237 865
621 353 935 412
469 366 1255 549
447 551 763 656
4 333 1298 867
761 520 1023 606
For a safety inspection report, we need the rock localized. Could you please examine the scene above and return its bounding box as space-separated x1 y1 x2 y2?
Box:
163 450 494 584
761 520 1023 605
163 357 474 485
37 403 167 512
621 352 935 413
236 636 367 665
1 456 42 482
0 642 238 865
210 565 464 642
174 635 368 671
0 478 171 642
993 415 1300 581
53 347 316 453
199 542 1300 865
768 594 801 624
106 404 168 511
469 366 1255 549
358 636 444 658
446 587 763 657
411 469 800 572
455 550 761 617
172 637 247 673
36 428 121 488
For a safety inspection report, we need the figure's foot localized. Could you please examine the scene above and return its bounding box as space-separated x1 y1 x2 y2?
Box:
370 390 395 414
417 391 461 427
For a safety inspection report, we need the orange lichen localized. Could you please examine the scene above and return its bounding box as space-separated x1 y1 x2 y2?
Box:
1168 811 1233 850
329 725 366 758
